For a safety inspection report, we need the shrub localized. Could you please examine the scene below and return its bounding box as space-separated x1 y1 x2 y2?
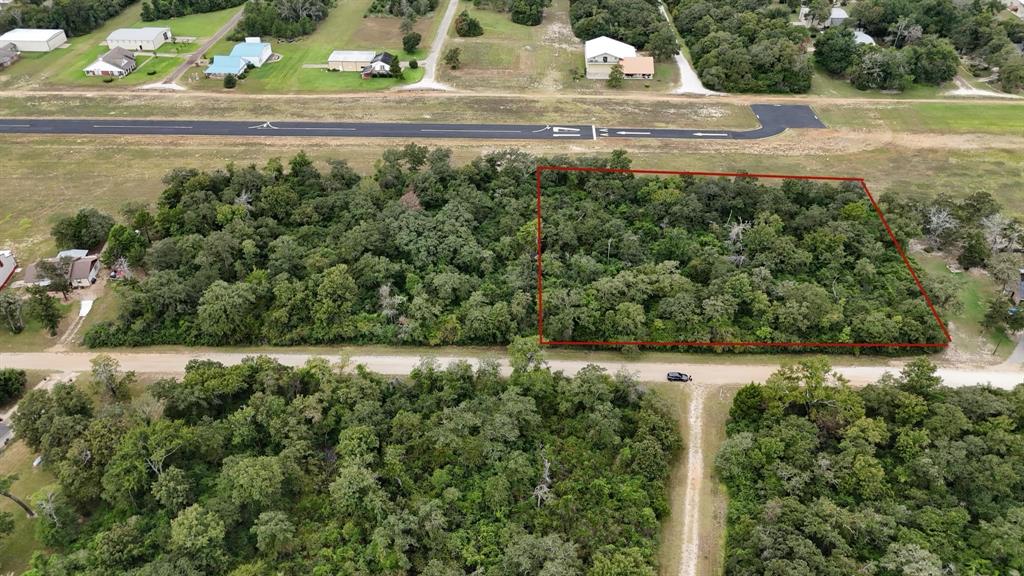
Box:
147 69 157 75
223 74 238 88
103 78 115 83
443 47 461 69
455 10 484 37
402 32 422 53
0 369 26 406
409 59 419 69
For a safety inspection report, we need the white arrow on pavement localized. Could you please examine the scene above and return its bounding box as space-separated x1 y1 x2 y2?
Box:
693 132 729 137
249 121 278 129
615 131 652 135
532 125 552 133
553 126 581 133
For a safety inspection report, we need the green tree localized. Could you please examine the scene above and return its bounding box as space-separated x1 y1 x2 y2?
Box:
645 24 679 62
607 62 625 87
89 354 134 403
251 510 296 558
51 208 114 250
508 335 545 373
443 47 461 69
455 10 483 37
0 474 35 518
196 280 259 344
906 35 959 85
170 504 227 570
0 369 26 406
223 73 238 89
26 286 62 336
402 31 422 53
815 26 859 75
0 292 25 334
389 57 404 79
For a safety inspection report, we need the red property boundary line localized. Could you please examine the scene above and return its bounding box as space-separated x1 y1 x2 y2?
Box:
535 166 952 348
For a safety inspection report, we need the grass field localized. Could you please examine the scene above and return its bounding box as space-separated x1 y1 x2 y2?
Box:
0 3 238 91
144 5 243 39
0 92 760 128
0 300 76 353
814 101 1024 135
808 63 950 99
912 251 1014 360
182 0 441 93
648 383 690 576
439 0 679 93
0 441 57 575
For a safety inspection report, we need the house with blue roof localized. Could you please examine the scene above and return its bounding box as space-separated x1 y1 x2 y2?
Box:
205 55 245 77
230 39 272 68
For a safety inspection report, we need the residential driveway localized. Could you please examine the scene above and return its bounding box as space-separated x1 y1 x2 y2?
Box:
400 0 460 90
159 7 245 87
658 3 719 96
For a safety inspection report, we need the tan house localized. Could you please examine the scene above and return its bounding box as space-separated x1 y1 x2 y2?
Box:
621 56 654 79
328 50 376 72
584 36 637 79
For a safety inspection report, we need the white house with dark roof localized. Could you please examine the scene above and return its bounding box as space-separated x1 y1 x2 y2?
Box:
106 27 171 51
84 47 137 77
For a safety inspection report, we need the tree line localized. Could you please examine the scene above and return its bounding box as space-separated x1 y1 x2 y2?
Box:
0 0 134 38
718 358 1024 574
11 351 680 575
78 148 949 350
232 0 336 40
141 0 247 21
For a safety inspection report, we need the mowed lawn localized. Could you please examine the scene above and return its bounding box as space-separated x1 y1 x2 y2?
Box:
440 0 678 93
817 101 1024 136
186 0 441 93
0 441 58 575
0 3 239 90
911 251 1014 358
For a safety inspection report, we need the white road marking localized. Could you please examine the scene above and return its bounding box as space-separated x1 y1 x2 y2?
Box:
273 127 357 131
97 125 193 129
420 128 522 133
693 132 729 137
250 121 278 129
553 133 582 137
615 130 652 135
592 125 597 140
552 126 581 133
532 125 552 133
0 124 31 128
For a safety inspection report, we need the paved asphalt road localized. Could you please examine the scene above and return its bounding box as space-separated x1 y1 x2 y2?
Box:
0 104 824 141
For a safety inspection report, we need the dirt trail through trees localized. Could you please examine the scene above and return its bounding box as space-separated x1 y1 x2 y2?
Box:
678 384 705 576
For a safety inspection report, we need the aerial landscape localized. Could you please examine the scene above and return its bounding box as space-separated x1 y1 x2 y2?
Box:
0 0 1023 574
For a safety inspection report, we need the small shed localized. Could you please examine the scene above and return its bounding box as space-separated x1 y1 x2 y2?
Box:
106 27 171 51
0 250 16 290
0 28 66 52
328 50 376 72
205 55 246 77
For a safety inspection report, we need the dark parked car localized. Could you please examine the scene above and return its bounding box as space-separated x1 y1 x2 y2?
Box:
666 372 692 382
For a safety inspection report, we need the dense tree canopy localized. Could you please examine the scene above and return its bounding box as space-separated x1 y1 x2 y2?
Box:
234 0 336 39
669 0 811 93
0 0 134 38
569 0 670 49
20 356 681 575
51 208 114 251
141 0 246 21
718 358 1024 574
84 148 948 350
